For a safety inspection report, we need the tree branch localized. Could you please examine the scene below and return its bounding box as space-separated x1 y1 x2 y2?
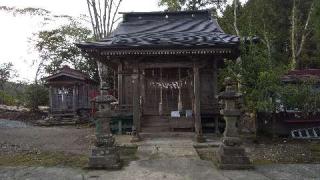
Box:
110 0 122 35
296 1 315 58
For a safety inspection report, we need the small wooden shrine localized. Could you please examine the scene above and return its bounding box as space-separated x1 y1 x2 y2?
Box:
77 10 241 140
43 66 97 120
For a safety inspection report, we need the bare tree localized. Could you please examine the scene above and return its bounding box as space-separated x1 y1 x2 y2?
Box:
290 0 315 69
233 0 240 37
86 0 123 92
86 0 123 40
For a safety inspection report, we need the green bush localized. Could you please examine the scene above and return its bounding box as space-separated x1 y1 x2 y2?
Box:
24 84 49 111
279 81 320 115
0 90 16 106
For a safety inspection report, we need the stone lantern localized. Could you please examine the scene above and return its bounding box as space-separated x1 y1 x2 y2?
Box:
216 77 252 170
88 83 121 169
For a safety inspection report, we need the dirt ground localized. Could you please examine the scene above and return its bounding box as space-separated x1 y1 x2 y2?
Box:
0 125 94 155
0 108 46 124
1 119 320 166
1 119 320 179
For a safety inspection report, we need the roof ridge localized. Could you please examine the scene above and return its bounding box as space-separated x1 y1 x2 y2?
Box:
119 10 210 15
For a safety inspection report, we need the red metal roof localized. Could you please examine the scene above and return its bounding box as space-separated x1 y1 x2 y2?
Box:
282 69 320 82
43 65 96 84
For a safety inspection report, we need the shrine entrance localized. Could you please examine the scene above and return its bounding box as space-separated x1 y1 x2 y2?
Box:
144 68 193 116
141 68 195 132
52 86 74 112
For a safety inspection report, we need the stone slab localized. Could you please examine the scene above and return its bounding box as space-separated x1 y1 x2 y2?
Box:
137 138 200 160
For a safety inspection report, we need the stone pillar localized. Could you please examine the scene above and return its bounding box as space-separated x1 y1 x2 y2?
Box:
131 68 141 142
193 65 205 142
216 77 252 170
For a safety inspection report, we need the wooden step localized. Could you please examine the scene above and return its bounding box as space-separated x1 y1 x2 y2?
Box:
141 126 171 132
142 116 169 122
140 132 195 139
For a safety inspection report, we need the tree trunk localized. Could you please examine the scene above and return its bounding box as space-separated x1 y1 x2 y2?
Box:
233 0 240 37
291 0 315 69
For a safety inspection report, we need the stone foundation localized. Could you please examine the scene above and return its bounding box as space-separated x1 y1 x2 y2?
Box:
88 134 121 169
216 145 253 170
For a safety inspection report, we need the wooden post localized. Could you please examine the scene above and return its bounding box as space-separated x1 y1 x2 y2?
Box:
140 69 146 115
159 68 163 116
73 85 77 115
61 86 66 110
131 67 141 142
113 70 117 97
49 86 53 113
178 68 183 112
193 64 205 142
213 60 220 135
118 63 123 105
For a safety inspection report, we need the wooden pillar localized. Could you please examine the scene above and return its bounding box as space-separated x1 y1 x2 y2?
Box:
140 69 146 114
73 85 77 115
193 64 205 142
178 68 183 112
113 70 117 97
213 60 220 135
159 68 163 116
61 86 66 110
131 67 141 142
49 86 53 113
118 63 123 105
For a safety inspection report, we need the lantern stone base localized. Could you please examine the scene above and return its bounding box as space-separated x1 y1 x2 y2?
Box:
88 135 121 170
216 144 253 170
195 134 206 143
88 153 121 169
130 130 141 142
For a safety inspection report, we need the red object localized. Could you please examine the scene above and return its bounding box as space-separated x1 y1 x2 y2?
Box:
282 69 320 82
285 119 320 124
89 90 99 116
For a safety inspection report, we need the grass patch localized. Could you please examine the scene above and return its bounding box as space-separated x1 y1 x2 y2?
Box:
195 147 217 162
195 147 274 165
0 152 88 168
119 146 138 166
0 146 138 168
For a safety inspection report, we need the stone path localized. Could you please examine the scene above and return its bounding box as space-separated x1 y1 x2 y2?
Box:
136 138 199 160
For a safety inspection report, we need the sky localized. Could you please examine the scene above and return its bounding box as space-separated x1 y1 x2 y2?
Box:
0 0 240 82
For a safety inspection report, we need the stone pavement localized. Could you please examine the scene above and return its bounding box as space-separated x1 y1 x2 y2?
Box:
2 163 320 180
1 137 320 180
136 138 199 160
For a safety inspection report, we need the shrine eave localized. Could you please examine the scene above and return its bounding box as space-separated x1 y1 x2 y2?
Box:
79 46 239 56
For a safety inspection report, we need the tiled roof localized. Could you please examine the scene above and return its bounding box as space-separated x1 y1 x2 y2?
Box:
43 65 94 83
77 10 240 52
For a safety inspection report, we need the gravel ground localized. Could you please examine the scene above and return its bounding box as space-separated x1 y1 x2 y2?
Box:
0 122 94 155
0 119 28 128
